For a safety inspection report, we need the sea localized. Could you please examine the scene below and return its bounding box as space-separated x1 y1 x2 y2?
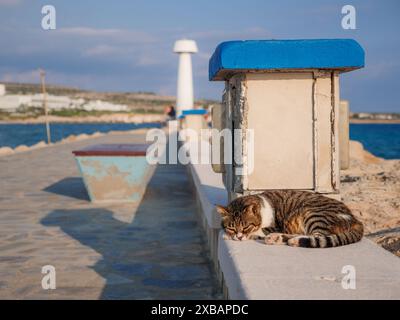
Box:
349 124 400 159
0 122 162 149
0 122 399 160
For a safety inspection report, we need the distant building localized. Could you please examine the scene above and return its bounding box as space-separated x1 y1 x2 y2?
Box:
375 113 393 120
30 94 85 110
0 95 32 112
352 112 396 120
82 100 128 112
0 83 129 113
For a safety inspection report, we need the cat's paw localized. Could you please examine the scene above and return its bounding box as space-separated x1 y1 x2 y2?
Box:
248 234 264 241
232 234 249 241
264 233 290 245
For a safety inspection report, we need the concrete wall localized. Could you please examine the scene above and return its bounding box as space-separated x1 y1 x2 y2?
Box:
220 71 341 200
339 100 350 170
246 72 315 190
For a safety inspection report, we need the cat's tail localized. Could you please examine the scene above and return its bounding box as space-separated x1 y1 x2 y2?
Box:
287 222 364 248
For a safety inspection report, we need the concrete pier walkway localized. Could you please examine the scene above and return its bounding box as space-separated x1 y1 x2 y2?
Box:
0 132 221 299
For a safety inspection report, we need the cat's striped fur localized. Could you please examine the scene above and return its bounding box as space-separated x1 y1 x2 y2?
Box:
216 190 364 248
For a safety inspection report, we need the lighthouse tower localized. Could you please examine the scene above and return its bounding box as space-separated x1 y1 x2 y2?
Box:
173 39 198 117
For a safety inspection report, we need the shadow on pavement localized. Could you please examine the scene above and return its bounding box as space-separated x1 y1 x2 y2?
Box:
41 164 221 299
43 177 90 201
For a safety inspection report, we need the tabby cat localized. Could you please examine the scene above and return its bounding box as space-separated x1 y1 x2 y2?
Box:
216 190 363 248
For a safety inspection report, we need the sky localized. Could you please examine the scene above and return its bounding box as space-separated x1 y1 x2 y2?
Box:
0 0 399 112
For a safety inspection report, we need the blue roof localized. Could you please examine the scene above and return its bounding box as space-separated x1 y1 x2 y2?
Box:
182 109 208 116
209 39 365 80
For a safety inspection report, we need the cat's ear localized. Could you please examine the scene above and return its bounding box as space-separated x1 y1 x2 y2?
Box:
215 205 229 216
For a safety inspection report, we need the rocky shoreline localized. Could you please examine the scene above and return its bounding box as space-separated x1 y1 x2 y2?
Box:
342 141 400 257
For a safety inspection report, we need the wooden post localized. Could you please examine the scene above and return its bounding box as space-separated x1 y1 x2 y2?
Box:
39 69 51 144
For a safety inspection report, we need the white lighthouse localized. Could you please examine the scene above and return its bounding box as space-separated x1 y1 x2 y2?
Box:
173 39 198 117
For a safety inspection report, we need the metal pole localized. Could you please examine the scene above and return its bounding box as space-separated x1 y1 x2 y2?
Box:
39 69 51 144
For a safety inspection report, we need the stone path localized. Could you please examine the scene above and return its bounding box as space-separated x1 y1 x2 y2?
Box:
0 132 221 299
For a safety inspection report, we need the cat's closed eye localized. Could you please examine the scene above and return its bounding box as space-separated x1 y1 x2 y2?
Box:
225 227 235 233
243 224 256 232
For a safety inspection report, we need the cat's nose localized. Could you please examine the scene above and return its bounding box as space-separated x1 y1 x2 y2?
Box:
237 232 243 240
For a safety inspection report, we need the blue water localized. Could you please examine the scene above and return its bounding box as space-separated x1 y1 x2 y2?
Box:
349 124 400 159
0 123 399 159
0 122 162 149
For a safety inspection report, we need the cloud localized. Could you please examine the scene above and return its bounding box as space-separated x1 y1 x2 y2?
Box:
0 0 21 6
57 27 157 44
187 27 273 41
136 55 163 66
82 44 165 67
0 68 110 91
196 52 212 61
83 45 125 57
0 25 276 100
365 60 400 79
0 69 39 83
305 3 341 15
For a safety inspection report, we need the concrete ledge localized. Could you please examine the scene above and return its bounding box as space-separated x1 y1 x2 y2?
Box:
189 163 227 229
219 233 400 299
188 163 227 273
189 162 400 300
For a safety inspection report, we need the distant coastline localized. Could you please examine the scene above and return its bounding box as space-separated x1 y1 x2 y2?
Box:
350 119 400 124
0 113 165 124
